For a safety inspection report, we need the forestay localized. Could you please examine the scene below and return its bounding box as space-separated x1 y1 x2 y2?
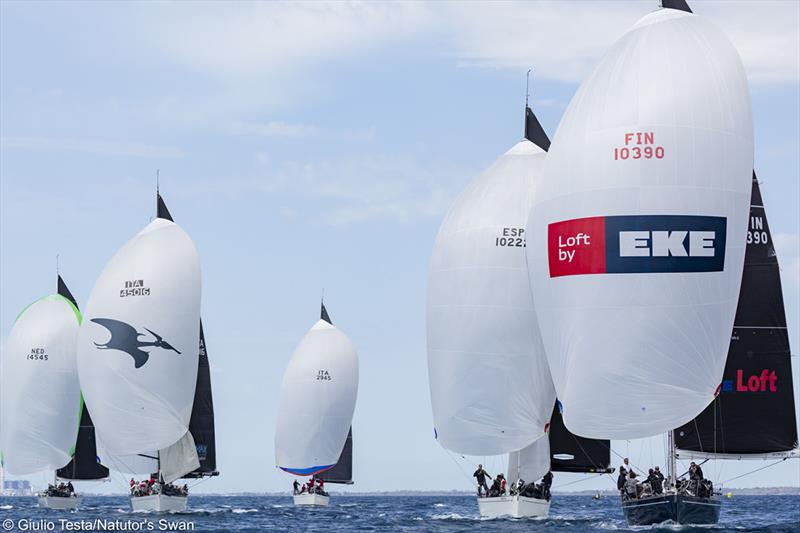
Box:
428 140 556 455
526 7 753 438
77 218 201 455
1 294 83 474
275 317 358 476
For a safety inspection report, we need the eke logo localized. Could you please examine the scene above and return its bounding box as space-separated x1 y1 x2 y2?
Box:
92 318 181 369
548 215 727 277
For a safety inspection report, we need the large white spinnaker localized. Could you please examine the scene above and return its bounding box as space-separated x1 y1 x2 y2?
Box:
275 308 358 476
508 436 550 485
1 294 83 474
427 139 556 456
526 7 753 438
77 218 201 455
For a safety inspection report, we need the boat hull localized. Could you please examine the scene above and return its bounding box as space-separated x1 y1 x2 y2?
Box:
38 496 81 510
622 493 720 525
477 495 550 518
130 494 188 513
293 493 330 507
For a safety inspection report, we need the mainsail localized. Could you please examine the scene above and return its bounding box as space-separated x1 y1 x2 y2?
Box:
1 277 83 475
156 193 219 478
314 304 354 484
549 403 612 474
55 278 109 481
674 174 799 459
526 4 753 439
427 104 556 456
275 303 359 476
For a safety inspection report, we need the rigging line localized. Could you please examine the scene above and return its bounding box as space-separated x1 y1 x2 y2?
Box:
443 450 473 484
552 472 605 490
721 458 788 485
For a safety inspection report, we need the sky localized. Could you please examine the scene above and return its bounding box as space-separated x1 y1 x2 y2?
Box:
1 0 798 494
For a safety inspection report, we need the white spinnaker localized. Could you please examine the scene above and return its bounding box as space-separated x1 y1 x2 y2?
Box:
427 140 556 456
1 295 83 474
77 218 201 454
526 8 753 438
507 436 550 485
275 320 358 475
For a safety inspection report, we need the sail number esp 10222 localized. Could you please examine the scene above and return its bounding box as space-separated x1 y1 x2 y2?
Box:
495 227 526 247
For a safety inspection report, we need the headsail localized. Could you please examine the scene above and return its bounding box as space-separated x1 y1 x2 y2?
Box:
427 103 556 455
275 306 358 476
675 174 799 459
508 435 550 485
526 5 753 439
1 281 83 474
77 217 201 455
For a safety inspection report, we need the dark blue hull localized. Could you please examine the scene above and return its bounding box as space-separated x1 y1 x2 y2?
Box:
622 493 721 525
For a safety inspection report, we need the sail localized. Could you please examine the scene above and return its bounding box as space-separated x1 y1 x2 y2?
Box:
549 403 612 473
1 292 83 474
427 135 556 456
316 428 353 484
53 276 110 480
56 401 110 480
508 436 550 485
674 174 799 459
184 321 218 477
275 311 358 476
526 6 753 439
77 218 201 455
156 193 218 477
159 432 200 483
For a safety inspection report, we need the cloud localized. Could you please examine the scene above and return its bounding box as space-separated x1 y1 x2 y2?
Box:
228 120 376 141
0 136 184 158
185 153 473 226
436 1 799 86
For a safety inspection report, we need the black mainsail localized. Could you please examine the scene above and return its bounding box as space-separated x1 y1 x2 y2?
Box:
156 192 219 477
674 174 799 458
524 104 613 474
315 302 354 484
55 275 110 480
549 403 613 473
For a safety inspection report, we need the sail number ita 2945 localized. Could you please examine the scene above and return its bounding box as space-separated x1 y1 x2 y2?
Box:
316 370 331 381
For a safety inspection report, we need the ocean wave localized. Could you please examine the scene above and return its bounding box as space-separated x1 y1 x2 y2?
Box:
232 508 259 514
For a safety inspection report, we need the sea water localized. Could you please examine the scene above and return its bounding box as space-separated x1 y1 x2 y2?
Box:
1 495 797 532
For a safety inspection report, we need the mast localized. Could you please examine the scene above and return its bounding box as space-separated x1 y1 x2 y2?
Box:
667 430 677 488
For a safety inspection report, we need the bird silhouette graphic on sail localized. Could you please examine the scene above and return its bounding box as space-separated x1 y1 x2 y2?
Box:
91 318 181 368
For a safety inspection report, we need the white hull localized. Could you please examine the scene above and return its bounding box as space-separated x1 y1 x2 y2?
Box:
130 494 187 512
478 495 550 518
38 495 81 510
293 493 330 507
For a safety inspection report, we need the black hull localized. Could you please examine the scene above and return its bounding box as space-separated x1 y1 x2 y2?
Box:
622 493 721 525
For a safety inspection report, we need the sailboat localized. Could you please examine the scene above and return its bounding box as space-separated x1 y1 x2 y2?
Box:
427 97 557 519
1 274 108 510
77 191 212 512
525 0 753 526
275 302 359 507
